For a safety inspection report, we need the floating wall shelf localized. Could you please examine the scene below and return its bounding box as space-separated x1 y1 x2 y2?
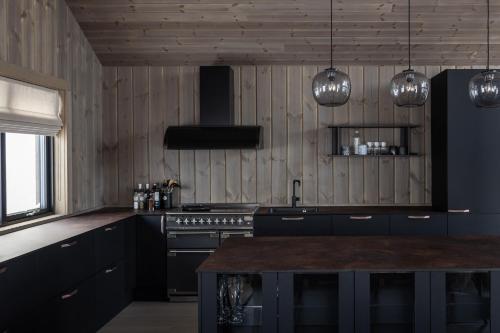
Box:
328 125 420 157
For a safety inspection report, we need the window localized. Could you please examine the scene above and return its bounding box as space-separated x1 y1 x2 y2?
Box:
1 132 53 224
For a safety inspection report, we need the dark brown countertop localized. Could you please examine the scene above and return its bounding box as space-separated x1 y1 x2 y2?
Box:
198 236 500 273
255 206 441 215
0 209 137 264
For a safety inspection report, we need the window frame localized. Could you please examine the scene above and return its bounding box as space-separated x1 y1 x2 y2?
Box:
0 133 54 226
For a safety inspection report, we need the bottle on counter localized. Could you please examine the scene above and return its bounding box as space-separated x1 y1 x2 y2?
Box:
153 183 161 210
353 130 360 155
133 188 139 210
138 183 145 210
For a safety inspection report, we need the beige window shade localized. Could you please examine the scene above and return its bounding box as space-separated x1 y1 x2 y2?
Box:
0 76 62 136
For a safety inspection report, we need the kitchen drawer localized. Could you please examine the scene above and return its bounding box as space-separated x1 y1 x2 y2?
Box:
38 275 96 333
390 214 447 235
38 232 95 300
254 216 332 236
167 230 220 249
448 214 500 235
95 261 126 330
0 254 38 331
95 221 125 271
333 215 389 235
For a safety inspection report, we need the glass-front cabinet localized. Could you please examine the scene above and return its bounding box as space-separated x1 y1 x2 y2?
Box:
294 274 339 332
216 274 263 333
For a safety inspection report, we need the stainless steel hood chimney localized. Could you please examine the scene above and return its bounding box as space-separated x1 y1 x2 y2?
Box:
164 66 262 149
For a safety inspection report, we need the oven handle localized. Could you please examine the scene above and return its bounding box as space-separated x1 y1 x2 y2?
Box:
167 231 218 238
221 231 253 239
167 249 215 257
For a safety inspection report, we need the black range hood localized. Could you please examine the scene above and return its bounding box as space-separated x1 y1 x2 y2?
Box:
164 66 262 150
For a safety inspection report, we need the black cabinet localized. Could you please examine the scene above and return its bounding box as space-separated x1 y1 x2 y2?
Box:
37 232 95 301
390 213 447 235
95 221 125 271
432 69 500 214
95 261 127 331
333 215 389 235
0 254 38 331
254 215 332 236
39 275 96 333
135 215 167 300
124 217 137 302
448 213 500 236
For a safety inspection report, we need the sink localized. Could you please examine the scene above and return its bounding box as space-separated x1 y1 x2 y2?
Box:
268 207 320 214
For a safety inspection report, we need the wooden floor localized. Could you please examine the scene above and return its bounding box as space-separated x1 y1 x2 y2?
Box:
99 302 198 333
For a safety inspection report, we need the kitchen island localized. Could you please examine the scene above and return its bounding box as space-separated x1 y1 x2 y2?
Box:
198 236 500 333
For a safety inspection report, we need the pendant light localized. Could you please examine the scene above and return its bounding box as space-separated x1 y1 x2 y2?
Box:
312 0 351 107
469 0 500 108
390 0 429 107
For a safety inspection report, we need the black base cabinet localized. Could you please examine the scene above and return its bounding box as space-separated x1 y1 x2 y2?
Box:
254 216 332 236
0 217 137 333
200 270 500 333
448 214 500 236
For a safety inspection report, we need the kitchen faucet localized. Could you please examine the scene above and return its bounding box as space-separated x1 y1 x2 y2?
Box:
292 179 301 208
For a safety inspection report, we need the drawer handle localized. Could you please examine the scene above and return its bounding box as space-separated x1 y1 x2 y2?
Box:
61 289 78 300
168 250 215 256
104 226 117 232
408 215 431 220
448 209 470 213
167 231 218 238
221 232 253 239
350 216 373 221
60 240 78 248
281 217 305 221
0 266 7 274
105 266 117 274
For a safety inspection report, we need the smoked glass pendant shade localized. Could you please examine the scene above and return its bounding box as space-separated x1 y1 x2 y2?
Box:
312 68 351 107
390 69 430 107
469 70 500 108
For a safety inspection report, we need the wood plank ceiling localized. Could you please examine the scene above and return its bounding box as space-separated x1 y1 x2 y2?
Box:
66 0 500 66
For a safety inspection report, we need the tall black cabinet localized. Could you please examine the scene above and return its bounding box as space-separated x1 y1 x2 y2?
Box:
432 69 500 214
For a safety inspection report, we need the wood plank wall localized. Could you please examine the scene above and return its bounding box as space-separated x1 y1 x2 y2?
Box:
0 0 103 213
102 65 474 207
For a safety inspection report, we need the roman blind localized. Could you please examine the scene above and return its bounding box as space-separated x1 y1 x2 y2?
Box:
0 76 62 136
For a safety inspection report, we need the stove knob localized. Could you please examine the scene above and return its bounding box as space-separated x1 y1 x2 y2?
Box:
183 218 189 225
222 218 227 224
229 218 235 224
214 218 219 224
176 218 182 224
191 218 197 224
237 218 243 224
199 218 205 224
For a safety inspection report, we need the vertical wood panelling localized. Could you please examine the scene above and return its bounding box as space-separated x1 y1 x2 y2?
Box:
104 65 435 206
179 66 196 203
241 66 257 203
0 0 104 212
117 67 134 206
286 66 303 204
225 66 241 203
302 66 318 205
132 67 149 187
271 65 288 204
256 65 272 204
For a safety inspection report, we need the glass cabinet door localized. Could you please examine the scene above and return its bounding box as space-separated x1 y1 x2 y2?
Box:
370 273 415 333
446 273 490 333
216 274 263 333
294 274 339 333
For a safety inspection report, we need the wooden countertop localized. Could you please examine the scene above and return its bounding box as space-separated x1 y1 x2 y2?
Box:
0 209 137 264
197 236 500 273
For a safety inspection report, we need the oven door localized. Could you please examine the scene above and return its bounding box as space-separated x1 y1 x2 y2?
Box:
166 230 219 248
167 249 215 301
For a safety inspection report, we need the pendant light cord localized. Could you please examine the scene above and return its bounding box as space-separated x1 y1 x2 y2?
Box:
330 0 333 68
408 0 411 70
487 0 490 70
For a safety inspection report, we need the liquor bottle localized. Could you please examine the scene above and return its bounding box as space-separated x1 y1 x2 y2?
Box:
353 130 360 155
153 183 161 210
133 188 139 210
138 184 145 210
